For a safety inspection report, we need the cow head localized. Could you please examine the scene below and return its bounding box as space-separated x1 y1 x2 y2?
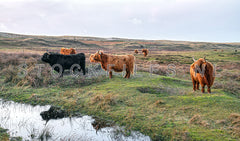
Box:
192 56 207 74
41 52 51 62
70 48 76 54
93 50 104 62
134 49 138 54
89 54 97 63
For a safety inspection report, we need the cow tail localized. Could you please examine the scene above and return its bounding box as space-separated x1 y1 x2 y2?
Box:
130 56 135 74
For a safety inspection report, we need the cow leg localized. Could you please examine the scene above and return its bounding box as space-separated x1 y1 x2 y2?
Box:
124 69 129 78
82 67 86 75
127 71 131 78
201 84 205 93
109 71 112 79
192 79 196 91
60 70 64 77
80 64 86 75
207 86 211 93
196 82 200 90
124 71 128 78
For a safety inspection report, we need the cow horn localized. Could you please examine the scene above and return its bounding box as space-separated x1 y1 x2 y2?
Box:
192 56 196 62
203 56 206 62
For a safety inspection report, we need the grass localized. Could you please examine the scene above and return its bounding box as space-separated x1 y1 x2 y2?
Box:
0 73 240 140
0 128 9 141
0 33 239 140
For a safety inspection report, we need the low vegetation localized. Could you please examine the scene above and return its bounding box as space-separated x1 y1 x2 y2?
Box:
0 32 240 140
0 128 9 141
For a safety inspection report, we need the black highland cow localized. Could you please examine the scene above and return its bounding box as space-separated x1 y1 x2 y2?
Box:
41 52 86 77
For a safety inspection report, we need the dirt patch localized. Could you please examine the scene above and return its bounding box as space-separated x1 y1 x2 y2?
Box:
91 117 115 132
137 86 165 94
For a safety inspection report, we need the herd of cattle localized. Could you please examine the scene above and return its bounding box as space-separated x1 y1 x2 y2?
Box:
41 47 215 93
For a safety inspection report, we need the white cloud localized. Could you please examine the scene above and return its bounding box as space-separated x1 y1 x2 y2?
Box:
0 23 8 31
130 18 143 25
0 0 239 41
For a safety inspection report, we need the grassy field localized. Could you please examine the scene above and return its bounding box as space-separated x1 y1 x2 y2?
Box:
0 32 240 140
0 128 9 141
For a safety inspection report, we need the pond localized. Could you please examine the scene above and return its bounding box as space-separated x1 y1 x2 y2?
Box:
0 99 150 141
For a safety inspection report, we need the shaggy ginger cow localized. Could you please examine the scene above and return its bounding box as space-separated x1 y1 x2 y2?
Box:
142 49 149 57
92 51 135 78
134 49 138 54
60 48 76 55
190 57 215 93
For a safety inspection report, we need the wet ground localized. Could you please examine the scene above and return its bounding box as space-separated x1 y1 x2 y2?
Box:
0 99 150 141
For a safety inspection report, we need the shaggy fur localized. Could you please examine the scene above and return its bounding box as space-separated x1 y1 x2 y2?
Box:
41 52 85 76
190 57 215 93
92 51 135 79
134 49 138 54
89 54 98 63
60 48 76 55
142 49 149 57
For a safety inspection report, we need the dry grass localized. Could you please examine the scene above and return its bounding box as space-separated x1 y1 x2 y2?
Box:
189 114 209 127
228 113 240 137
0 56 52 87
154 100 165 107
90 94 118 110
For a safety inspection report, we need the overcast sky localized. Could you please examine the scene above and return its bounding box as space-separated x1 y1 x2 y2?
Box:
0 0 239 42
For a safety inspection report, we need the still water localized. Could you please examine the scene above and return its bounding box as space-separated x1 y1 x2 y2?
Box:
0 99 150 141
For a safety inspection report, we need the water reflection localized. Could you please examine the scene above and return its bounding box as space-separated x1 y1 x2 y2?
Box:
0 99 150 141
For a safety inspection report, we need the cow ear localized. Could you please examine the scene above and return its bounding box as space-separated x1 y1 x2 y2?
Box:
99 50 103 55
192 56 196 62
203 56 206 62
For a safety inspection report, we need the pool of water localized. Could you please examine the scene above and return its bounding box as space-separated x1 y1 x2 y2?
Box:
0 99 151 141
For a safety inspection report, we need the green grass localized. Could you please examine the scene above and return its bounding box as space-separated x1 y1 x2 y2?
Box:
0 36 239 141
0 73 240 140
0 128 9 141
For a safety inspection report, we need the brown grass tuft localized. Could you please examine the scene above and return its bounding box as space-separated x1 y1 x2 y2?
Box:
189 114 209 127
154 100 165 107
90 94 117 110
228 113 240 137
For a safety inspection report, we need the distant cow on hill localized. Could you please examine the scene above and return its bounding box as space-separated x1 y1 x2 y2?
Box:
134 49 138 54
190 57 215 93
91 51 135 78
60 48 76 55
41 52 85 77
142 49 149 57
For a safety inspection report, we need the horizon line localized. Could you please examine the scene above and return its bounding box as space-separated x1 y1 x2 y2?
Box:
1 31 239 44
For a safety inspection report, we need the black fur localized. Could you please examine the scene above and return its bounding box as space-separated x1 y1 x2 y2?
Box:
41 52 86 76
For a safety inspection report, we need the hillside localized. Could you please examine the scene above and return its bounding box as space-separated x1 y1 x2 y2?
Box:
1 32 240 51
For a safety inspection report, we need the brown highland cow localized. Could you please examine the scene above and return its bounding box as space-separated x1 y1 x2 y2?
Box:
142 49 149 57
92 51 135 79
134 49 138 54
190 57 215 93
60 48 76 55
